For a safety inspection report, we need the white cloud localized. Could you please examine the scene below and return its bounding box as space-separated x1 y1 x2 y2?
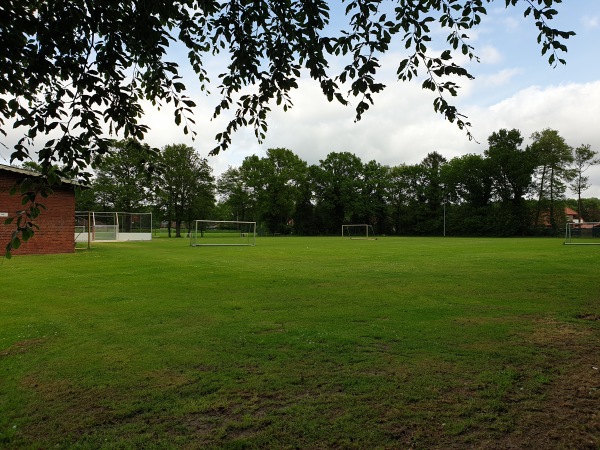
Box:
243 79 600 197
5 78 600 199
582 16 599 30
466 81 600 196
477 68 522 87
259 78 467 167
486 82 600 139
478 45 503 65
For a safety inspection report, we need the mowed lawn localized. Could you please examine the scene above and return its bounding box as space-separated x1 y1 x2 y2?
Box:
1 237 599 449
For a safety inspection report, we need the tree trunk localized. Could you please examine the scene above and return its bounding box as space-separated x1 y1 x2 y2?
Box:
534 166 547 228
549 167 556 231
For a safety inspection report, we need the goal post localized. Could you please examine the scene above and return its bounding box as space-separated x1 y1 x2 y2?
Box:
342 224 376 240
190 220 257 246
564 222 600 245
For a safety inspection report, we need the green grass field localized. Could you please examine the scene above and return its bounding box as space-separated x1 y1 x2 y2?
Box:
1 237 599 448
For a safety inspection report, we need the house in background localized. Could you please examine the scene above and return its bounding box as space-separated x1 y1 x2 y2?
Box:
0 164 78 255
565 207 584 224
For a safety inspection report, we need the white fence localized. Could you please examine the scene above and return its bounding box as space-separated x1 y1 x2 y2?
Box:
75 212 152 242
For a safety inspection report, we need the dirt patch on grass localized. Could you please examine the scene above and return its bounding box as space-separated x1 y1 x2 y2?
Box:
178 320 600 449
576 313 600 321
10 376 119 449
0 338 46 357
8 318 599 449
423 318 600 449
377 317 599 449
506 361 600 449
505 318 599 449
15 368 200 446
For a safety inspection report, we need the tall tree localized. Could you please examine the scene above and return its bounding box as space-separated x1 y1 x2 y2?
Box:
312 152 364 234
358 160 391 233
240 148 308 234
485 129 535 205
155 144 215 238
530 129 573 231
1 1 576 253
420 152 447 212
387 164 418 235
408 152 448 235
91 139 156 211
484 128 536 234
444 154 492 209
292 170 317 236
216 167 255 222
444 154 507 235
569 144 599 223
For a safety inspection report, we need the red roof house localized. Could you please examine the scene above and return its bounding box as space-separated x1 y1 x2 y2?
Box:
564 207 584 224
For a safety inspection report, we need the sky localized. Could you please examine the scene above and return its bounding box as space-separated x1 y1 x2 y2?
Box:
2 1 600 197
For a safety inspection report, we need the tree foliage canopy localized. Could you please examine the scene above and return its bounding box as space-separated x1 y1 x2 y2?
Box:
2 0 574 177
92 139 155 211
155 144 215 237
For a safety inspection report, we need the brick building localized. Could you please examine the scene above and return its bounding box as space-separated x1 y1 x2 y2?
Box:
0 164 78 255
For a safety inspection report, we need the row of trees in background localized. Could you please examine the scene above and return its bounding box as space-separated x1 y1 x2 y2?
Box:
77 140 215 237
78 128 599 237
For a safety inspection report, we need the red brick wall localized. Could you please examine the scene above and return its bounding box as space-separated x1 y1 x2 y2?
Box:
0 170 76 255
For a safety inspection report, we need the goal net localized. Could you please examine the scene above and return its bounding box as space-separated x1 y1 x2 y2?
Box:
342 224 376 240
75 211 152 242
190 220 256 246
564 222 600 245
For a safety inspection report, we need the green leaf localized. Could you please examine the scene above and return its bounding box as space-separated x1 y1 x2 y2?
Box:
22 227 34 241
20 178 33 194
11 236 21 250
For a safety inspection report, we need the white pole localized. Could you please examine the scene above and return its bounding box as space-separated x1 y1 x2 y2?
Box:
87 211 91 249
443 200 446 237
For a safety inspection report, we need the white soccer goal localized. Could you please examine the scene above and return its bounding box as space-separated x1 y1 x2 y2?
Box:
342 224 376 240
190 220 256 246
564 222 600 245
75 211 153 243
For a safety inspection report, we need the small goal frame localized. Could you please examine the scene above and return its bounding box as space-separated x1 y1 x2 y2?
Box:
342 224 376 240
564 222 600 245
190 220 256 246
75 211 153 244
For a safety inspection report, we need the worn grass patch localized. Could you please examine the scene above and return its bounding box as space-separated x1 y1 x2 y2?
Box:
1 237 599 448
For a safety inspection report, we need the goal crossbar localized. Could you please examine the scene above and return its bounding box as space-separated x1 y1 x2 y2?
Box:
190 220 256 247
342 224 376 240
564 222 600 245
